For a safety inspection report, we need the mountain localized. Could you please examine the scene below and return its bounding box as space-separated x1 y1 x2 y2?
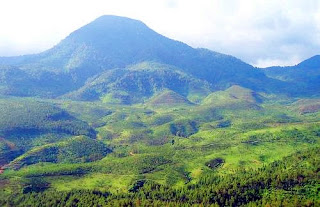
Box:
263 55 320 96
0 15 284 101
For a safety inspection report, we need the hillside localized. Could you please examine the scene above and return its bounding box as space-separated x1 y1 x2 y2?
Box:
64 61 212 104
0 65 77 97
0 98 96 166
7 136 110 170
202 85 263 108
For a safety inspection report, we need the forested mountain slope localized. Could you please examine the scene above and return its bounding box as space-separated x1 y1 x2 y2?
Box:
0 15 296 101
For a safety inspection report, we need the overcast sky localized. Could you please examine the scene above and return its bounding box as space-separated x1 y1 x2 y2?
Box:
0 0 319 67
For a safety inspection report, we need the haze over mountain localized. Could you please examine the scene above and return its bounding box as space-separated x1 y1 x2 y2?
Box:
0 15 319 102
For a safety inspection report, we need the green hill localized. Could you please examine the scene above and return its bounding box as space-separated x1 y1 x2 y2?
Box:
8 136 110 169
146 90 193 107
203 85 262 105
64 62 212 104
0 98 95 165
0 99 95 139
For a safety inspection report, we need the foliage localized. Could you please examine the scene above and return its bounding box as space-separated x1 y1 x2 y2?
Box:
1 148 319 206
8 136 110 169
0 99 95 139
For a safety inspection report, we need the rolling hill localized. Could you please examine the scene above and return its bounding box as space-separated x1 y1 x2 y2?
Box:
147 89 193 107
0 98 96 167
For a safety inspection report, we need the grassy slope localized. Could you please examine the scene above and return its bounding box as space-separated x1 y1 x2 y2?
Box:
0 98 97 167
0 90 319 197
64 61 212 104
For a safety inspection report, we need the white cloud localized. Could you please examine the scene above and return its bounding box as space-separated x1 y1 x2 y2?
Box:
0 0 319 67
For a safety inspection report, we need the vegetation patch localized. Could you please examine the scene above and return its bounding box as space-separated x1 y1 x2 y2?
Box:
8 136 110 169
148 90 192 106
205 157 225 170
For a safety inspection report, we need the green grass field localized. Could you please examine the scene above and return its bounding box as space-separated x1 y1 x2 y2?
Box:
0 89 320 206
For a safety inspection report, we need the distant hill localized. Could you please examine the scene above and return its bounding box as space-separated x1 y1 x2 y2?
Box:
263 55 320 96
203 85 262 105
202 85 263 111
291 98 320 114
147 89 193 107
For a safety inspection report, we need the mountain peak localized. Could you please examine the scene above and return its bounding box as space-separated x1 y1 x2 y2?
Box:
79 15 147 32
66 15 154 45
92 15 143 24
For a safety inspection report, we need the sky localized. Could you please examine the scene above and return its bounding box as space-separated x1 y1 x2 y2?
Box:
0 0 319 67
